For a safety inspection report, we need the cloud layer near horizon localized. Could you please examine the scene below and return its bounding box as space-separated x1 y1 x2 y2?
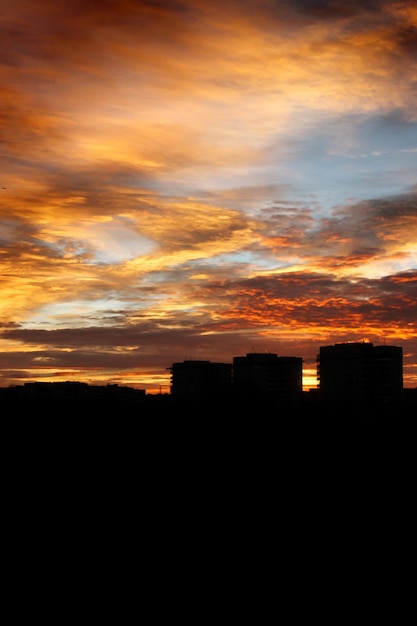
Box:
1 0 416 390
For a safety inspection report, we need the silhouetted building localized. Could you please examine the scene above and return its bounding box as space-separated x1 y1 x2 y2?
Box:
373 345 404 402
168 360 232 399
232 352 302 404
317 342 403 404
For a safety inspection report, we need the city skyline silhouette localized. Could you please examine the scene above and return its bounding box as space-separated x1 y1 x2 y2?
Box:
3 341 416 415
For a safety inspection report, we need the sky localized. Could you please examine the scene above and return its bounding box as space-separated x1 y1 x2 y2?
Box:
1 0 416 393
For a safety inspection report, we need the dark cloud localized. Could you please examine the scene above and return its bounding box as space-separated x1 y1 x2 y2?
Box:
344 193 417 230
302 192 417 266
1 0 195 53
229 269 417 314
6 266 415 338
394 24 417 55
284 0 384 19
240 0 397 29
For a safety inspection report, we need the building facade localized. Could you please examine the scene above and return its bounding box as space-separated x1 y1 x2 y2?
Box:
317 342 403 404
232 352 303 404
168 360 232 399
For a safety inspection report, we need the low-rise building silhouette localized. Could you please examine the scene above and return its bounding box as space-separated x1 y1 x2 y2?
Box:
168 353 303 405
168 360 232 400
233 353 303 404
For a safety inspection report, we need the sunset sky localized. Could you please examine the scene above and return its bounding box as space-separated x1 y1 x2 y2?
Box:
1 0 416 393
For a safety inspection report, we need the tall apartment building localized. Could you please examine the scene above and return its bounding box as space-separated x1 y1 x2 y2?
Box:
317 342 403 404
168 360 232 399
232 352 303 404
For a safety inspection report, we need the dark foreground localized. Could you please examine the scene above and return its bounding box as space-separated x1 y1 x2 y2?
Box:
2 381 415 419
2 383 415 447
3 384 414 558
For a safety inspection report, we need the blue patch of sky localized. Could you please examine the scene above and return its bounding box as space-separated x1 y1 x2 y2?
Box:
212 250 280 268
265 112 417 210
85 221 155 264
129 111 417 217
